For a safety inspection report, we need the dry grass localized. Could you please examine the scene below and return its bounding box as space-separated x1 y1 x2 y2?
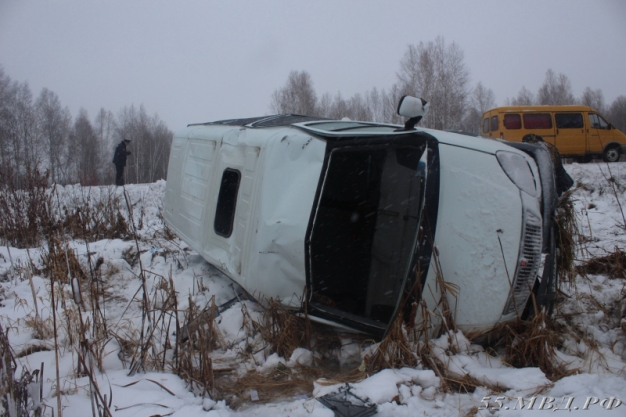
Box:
209 299 365 406
1 322 45 416
555 188 579 285
175 294 220 397
0 166 132 249
366 312 417 374
367 266 459 388
41 237 89 285
488 310 572 381
216 364 323 409
4 164 619 412
0 166 52 248
256 298 311 359
577 247 626 279
59 191 130 242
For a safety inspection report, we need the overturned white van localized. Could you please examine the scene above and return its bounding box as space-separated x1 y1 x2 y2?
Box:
163 97 564 339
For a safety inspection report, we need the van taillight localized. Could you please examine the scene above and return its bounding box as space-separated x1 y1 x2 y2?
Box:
500 132 503 139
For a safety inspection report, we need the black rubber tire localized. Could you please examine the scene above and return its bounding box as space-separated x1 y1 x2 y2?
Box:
603 145 621 163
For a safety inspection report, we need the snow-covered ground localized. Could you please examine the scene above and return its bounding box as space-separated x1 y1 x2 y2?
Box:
1 163 625 416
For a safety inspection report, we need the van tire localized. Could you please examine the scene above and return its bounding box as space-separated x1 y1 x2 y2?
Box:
603 145 621 162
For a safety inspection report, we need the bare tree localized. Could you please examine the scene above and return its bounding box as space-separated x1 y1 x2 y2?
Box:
366 87 385 123
35 88 71 183
94 108 117 183
322 92 349 120
397 36 470 130
315 86 405 125
0 68 18 171
608 95 626 133
116 104 172 184
317 92 333 118
580 87 606 113
380 84 404 125
507 86 535 106
537 69 575 105
15 83 40 172
269 70 318 115
347 93 372 122
2 68 175 186
0 69 43 184
462 82 496 133
68 108 101 185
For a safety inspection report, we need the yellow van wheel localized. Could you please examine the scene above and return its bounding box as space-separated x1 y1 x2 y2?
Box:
603 145 621 163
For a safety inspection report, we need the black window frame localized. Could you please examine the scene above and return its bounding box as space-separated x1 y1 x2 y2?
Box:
555 113 584 129
214 168 241 238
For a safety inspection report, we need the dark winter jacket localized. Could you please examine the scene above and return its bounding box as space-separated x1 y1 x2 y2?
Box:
113 141 131 166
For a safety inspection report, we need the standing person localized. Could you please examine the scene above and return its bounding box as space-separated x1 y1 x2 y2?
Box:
113 139 131 186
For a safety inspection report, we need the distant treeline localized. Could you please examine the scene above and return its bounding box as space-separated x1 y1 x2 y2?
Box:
0 66 173 186
270 37 626 134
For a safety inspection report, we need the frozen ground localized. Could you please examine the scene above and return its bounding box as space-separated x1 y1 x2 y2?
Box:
1 163 625 416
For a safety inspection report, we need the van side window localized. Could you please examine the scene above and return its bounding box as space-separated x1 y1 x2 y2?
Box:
523 113 552 129
490 116 498 131
483 118 490 133
214 168 241 237
504 114 521 129
589 113 609 129
555 113 583 129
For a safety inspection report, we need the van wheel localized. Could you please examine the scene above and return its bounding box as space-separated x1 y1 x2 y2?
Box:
603 145 621 162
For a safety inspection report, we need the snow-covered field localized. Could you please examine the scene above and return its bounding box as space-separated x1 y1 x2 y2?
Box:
1 163 625 417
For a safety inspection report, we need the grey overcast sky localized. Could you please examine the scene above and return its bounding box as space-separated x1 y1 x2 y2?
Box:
1 0 625 131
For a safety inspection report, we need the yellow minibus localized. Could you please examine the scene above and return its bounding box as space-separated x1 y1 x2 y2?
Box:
482 106 626 162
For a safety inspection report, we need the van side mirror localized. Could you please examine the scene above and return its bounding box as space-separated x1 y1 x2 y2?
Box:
397 96 429 130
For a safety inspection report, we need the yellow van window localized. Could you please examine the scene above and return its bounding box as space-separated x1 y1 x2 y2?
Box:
504 114 521 129
523 113 552 129
555 113 583 129
589 113 609 129
491 116 498 131
483 118 490 133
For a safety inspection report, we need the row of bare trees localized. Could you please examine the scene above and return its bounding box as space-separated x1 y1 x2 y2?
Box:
270 37 626 135
509 70 626 133
0 66 173 186
269 38 494 133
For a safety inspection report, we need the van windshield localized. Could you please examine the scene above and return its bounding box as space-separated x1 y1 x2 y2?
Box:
308 144 427 333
